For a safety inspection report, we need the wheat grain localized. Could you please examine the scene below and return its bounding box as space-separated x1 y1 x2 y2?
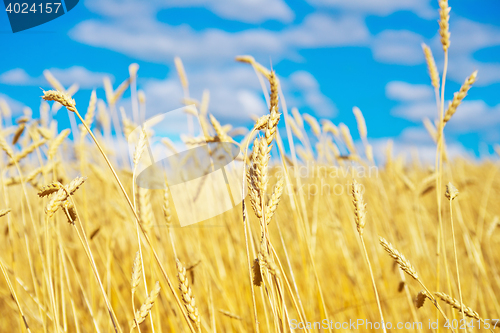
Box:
47 129 71 160
445 182 459 200
176 259 201 329
265 176 284 224
218 309 242 320
352 107 367 140
415 290 429 309
38 182 63 197
131 281 161 328
254 114 271 131
131 251 142 294
8 139 47 167
379 237 418 280
0 209 11 217
439 0 450 51
422 44 440 90
303 113 321 138
339 123 356 154
84 90 97 130
174 57 189 92
443 71 478 124
42 90 77 112
12 124 25 145
351 180 366 236
435 292 480 320
111 78 130 105
0 134 14 158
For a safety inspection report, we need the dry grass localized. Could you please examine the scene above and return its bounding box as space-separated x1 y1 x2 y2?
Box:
0 3 499 333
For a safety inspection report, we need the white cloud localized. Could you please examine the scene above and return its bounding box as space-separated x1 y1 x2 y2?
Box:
386 81 434 101
128 67 267 126
306 0 435 18
85 0 294 23
0 66 110 88
70 13 369 65
429 18 500 85
286 71 337 117
444 100 500 137
49 67 110 88
366 17 500 84
0 68 33 85
370 127 472 165
371 30 424 65
446 18 500 55
120 67 335 129
180 0 294 23
391 101 437 121
390 96 500 142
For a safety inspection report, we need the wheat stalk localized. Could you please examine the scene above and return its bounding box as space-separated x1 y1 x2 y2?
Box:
353 182 386 333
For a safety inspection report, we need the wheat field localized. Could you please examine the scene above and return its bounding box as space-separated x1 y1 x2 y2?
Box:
0 1 499 332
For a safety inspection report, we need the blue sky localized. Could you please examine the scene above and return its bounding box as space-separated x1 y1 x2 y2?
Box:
1 0 500 161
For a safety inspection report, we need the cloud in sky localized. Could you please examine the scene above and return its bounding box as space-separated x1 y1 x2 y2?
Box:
370 127 472 165
430 18 500 86
72 0 500 87
126 66 335 126
386 81 434 101
387 80 500 142
286 71 337 117
85 0 294 23
306 0 435 18
371 30 426 65
0 66 110 88
69 13 369 65
1 0 499 159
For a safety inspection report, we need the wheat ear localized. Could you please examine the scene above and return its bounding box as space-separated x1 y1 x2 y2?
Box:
353 182 386 333
379 237 456 333
47 129 71 160
176 259 201 332
379 237 418 280
436 291 496 333
415 290 429 309
443 71 478 124
0 209 11 217
422 43 440 90
439 0 450 51
131 281 161 330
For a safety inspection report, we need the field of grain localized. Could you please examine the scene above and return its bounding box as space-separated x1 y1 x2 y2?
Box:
0 1 499 332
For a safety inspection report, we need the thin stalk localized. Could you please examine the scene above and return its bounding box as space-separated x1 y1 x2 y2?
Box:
449 199 465 330
360 236 387 333
72 108 197 333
